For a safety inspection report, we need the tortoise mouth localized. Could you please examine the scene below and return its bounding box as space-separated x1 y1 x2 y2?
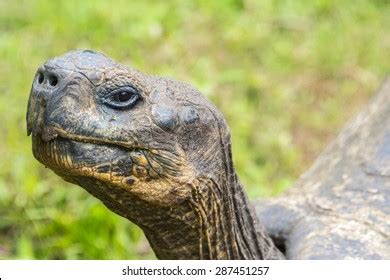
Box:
31 131 133 173
32 135 76 171
37 125 142 151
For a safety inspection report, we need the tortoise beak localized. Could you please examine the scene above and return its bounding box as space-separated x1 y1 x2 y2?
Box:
26 85 46 137
26 62 67 139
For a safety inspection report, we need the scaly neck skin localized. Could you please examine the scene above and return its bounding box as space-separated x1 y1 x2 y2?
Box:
63 126 284 259
140 175 284 260
67 164 283 259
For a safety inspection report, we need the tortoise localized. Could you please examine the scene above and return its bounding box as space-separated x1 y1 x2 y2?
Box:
26 50 390 259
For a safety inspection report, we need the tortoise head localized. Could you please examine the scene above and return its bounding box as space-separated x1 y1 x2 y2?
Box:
26 50 284 260
27 50 227 209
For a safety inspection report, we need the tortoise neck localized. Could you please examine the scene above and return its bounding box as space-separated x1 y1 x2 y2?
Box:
192 175 283 259
141 175 284 259
69 172 282 259
142 125 284 259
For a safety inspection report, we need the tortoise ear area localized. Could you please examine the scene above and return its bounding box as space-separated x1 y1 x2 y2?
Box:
179 106 200 125
151 104 178 131
150 103 201 132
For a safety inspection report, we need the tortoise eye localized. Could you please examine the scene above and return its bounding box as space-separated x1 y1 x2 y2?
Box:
113 91 135 103
102 86 141 110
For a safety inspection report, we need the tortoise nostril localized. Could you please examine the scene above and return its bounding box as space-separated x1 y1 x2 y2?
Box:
37 72 44 84
48 75 58 86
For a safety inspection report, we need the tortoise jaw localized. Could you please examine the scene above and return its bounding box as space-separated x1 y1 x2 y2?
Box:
31 126 137 173
32 135 75 171
32 125 143 152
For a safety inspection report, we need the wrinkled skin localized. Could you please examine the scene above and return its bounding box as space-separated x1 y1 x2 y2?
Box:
27 50 284 260
27 50 390 260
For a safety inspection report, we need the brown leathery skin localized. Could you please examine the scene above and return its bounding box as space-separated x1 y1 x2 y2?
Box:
27 50 284 260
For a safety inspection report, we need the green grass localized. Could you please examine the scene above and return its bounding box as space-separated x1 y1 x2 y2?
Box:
0 0 388 259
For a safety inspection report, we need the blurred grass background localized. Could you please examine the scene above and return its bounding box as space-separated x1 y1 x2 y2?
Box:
0 0 389 259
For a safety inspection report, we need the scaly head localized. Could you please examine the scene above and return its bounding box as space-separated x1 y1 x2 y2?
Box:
27 50 225 203
27 50 282 259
